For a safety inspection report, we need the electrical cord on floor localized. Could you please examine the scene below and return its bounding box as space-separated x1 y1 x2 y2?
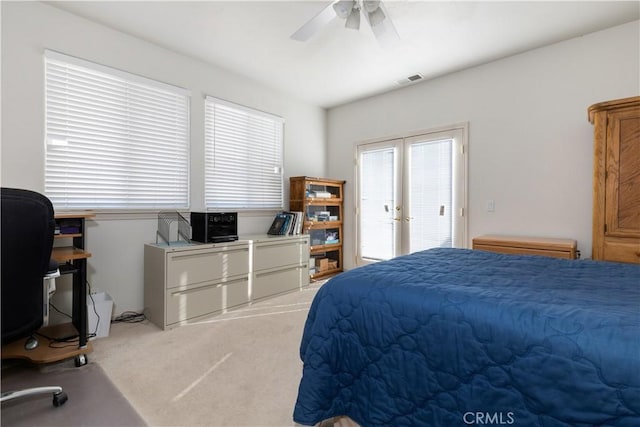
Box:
50 302 72 319
112 311 146 323
40 305 79 345
39 280 99 344
35 330 80 347
48 340 84 350
42 279 145 342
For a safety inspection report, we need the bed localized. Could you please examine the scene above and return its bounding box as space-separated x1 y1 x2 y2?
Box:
293 248 640 426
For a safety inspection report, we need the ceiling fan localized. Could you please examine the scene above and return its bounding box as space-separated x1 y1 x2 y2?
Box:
290 0 400 45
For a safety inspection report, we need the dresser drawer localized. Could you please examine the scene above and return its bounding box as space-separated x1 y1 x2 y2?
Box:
603 238 640 264
253 264 309 300
166 246 249 289
166 277 249 325
253 239 309 271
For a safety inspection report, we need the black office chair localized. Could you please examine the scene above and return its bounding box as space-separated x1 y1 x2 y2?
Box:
1 188 68 407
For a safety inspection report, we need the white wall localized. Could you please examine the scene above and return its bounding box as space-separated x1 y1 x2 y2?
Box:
327 21 640 269
1 2 326 316
2 1 638 317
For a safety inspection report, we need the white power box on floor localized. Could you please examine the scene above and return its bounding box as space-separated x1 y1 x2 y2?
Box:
87 292 113 339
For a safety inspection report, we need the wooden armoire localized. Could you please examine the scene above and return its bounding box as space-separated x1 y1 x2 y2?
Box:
588 96 640 264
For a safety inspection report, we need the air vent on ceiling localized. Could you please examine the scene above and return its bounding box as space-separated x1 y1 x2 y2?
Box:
396 73 424 86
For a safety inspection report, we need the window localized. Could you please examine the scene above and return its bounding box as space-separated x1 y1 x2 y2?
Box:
204 96 284 210
44 50 190 210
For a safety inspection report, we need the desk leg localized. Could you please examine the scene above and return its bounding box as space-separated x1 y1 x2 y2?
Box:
72 259 88 348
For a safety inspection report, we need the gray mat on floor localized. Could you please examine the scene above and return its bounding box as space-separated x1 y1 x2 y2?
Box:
1 359 146 426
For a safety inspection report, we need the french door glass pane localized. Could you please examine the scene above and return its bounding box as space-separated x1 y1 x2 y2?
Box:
360 148 395 261
409 139 453 252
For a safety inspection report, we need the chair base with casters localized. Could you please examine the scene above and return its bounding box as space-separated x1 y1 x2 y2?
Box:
0 261 70 408
1 386 68 407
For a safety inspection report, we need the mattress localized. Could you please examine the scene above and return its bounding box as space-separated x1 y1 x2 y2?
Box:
293 248 640 426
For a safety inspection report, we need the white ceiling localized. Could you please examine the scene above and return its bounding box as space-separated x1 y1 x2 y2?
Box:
47 1 640 109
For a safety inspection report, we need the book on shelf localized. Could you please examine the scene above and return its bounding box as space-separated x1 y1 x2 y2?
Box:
267 211 303 235
267 213 287 235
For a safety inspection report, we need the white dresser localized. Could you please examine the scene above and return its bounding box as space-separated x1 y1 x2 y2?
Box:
246 234 310 301
144 234 309 330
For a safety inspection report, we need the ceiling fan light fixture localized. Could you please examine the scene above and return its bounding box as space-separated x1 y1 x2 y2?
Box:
345 7 361 30
290 0 399 42
368 7 386 27
363 0 380 13
333 0 355 19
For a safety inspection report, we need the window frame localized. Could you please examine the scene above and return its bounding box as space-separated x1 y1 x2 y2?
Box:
44 50 191 212
203 96 285 212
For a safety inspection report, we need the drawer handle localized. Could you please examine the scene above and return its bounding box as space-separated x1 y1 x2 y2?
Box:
258 242 304 249
171 278 247 296
170 248 248 260
256 265 307 278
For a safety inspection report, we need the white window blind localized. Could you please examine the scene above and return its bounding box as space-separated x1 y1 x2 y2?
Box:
407 138 453 252
360 147 396 261
44 50 190 210
204 96 284 210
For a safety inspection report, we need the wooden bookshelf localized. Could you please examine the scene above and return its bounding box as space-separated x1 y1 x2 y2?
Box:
290 176 345 280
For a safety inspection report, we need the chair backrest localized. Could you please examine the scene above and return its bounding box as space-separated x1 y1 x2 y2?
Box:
1 188 56 345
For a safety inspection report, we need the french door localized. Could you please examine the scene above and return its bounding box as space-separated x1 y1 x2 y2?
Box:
356 125 467 265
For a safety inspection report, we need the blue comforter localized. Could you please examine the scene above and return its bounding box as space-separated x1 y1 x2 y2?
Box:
294 248 640 426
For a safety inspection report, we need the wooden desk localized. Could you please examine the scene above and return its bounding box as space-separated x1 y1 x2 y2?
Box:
2 211 95 366
52 212 94 365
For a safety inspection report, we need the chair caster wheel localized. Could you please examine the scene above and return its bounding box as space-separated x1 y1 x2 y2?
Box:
53 391 68 407
74 354 88 367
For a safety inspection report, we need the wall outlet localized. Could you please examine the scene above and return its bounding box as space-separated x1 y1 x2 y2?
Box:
487 200 495 212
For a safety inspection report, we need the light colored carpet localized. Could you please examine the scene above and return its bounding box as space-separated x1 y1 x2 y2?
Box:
91 280 325 427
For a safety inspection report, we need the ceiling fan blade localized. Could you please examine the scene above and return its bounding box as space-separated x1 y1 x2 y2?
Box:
365 2 400 47
345 7 361 30
290 3 337 41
